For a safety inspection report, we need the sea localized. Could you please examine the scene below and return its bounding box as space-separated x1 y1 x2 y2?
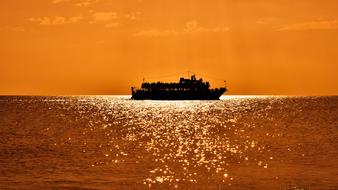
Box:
0 96 337 190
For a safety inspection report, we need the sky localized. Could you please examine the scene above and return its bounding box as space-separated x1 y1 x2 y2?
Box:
0 0 338 95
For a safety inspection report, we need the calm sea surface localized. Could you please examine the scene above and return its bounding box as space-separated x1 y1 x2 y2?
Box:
0 96 337 189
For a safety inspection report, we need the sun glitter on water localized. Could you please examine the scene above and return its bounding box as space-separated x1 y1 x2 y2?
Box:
72 96 278 188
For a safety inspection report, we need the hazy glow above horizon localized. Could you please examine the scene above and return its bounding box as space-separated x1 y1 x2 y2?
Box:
0 0 338 95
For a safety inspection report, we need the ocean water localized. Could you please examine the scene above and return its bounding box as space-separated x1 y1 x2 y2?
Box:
0 96 337 190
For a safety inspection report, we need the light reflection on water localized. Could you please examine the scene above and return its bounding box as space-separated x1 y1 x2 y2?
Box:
0 96 337 189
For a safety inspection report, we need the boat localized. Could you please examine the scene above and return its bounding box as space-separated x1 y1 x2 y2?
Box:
131 75 227 100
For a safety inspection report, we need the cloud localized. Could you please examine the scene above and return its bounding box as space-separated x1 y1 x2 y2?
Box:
256 18 274 25
134 29 178 37
28 11 120 28
135 20 229 37
184 20 229 33
51 0 70 4
275 20 338 31
184 20 208 33
90 12 118 23
105 22 119 28
29 16 82 25
51 0 98 7
74 0 99 7
125 12 142 21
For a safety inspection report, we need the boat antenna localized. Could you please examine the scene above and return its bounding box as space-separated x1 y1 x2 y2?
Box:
187 70 195 78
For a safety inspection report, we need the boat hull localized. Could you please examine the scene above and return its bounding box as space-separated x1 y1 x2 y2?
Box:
131 88 226 100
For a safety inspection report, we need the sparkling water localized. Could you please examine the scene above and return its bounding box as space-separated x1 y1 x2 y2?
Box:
0 96 337 189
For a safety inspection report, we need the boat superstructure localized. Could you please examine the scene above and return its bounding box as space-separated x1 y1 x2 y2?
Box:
131 75 227 100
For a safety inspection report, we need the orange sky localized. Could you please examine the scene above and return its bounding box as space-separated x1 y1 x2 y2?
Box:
0 0 337 95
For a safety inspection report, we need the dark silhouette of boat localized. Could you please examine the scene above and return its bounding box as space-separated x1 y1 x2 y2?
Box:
131 75 227 100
